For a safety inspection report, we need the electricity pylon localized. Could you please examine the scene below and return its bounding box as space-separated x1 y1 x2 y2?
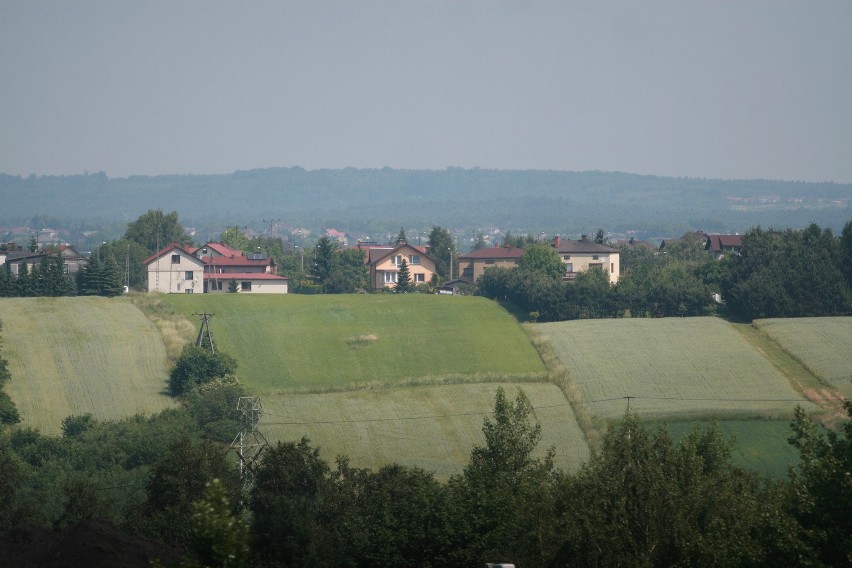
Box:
230 396 268 492
193 312 215 353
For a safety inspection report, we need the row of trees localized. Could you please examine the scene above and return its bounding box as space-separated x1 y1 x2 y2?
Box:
720 222 852 319
479 221 852 322
0 249 127 298
3 386 848 567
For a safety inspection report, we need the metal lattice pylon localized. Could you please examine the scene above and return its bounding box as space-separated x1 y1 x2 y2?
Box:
229 396 268 491
193 312 215 353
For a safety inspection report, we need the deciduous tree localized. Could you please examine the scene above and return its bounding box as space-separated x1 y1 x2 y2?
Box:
124 209 189 253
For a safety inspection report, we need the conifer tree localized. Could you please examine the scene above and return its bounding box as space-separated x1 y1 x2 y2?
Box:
395 258 413 293
15 263 32 297
101 253 124 296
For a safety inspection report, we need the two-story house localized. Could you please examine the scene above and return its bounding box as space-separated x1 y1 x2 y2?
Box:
457 237 621 285
552 235 620 284
457 245 525 284
144 242 288 294
362 242 438 290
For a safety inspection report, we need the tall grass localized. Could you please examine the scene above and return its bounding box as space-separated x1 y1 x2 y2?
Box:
260 382 590 479
753 317 852 399
130 292 195 361
0 297 177 434
535 317 817 421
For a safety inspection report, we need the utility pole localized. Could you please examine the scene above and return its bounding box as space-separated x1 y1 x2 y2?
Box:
230 396 268 493
262 218 282 236
194 312 215 353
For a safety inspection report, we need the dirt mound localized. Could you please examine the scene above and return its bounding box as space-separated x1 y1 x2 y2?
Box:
0 519 184 568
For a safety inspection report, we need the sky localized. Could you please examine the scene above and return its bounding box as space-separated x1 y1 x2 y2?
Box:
1 1 851 183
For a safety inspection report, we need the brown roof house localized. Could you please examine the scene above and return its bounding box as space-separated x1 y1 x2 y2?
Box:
457 245 525 284
361 242 438 290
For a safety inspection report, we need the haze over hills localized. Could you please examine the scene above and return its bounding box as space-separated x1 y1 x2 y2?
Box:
1 168 849 243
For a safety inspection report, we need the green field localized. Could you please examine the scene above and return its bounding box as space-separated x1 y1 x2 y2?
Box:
261 382 590 478
753 317 852 399
3 295 838 480
652 419 801 479
162 294 547 392
536 317 816 421
0 297 176 435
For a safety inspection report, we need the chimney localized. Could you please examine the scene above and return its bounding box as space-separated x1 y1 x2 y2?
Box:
553 236 561 249
581 234 589 242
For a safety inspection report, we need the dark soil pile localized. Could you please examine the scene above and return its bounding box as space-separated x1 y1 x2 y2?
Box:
0 519 184 568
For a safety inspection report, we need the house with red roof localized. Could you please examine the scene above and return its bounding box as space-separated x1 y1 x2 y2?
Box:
143 242 288 294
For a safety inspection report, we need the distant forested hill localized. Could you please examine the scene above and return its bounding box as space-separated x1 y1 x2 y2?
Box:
1 168 849 239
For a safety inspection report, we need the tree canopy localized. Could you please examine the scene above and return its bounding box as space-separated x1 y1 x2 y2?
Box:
123 209 190 253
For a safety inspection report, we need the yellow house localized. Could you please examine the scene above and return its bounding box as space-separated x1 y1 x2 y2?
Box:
365 243 438 290
552 236 620 284
457 245 525 283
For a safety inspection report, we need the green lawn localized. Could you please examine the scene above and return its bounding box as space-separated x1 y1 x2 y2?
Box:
0 297 176 435
753 317 852 399
260 382 590 479
536 317 816 421
163 294 547 392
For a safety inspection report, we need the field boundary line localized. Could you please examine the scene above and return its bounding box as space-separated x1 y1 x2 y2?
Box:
262 372 550 396
734 322 847 428
523 324 606 448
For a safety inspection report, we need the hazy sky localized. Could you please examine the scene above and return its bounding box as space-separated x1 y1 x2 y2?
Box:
2 1 851 182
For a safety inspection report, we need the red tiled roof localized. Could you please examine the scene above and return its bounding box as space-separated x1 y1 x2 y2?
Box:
142 243 198 266
201 256 271 267
203 272 288 280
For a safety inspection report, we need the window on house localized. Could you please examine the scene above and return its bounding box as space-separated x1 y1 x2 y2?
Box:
592 255 599 260
415 273 424 283
383 272 398 283
611 263 614 273
463 267 473 277
171 254 180 264
485 259 495 265
409 255 420 265
184 289 193 294
241 281 252 291
391 255 402 266
565 263 573 273
212 281 223 291
563 255 571 260
185 271 194 280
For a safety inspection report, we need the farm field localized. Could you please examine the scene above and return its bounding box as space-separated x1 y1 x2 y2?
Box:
0 297 176 435
260 382 590 479
753 317 852 399
535 317 816 421
652 419 801 479
162 294 547 392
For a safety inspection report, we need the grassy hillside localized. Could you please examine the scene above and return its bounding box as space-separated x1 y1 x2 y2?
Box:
161 294 547 392
0 297 176 435
753 317 852 399
536 317 817 421
261 382 590 479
